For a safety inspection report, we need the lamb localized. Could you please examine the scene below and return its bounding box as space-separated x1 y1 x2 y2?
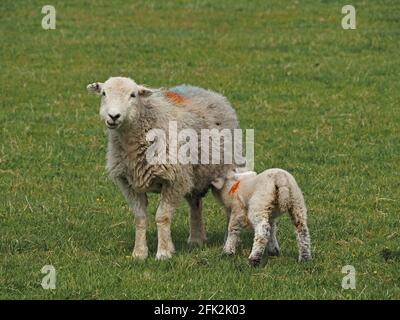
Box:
211 168 311 266
87 77 239 260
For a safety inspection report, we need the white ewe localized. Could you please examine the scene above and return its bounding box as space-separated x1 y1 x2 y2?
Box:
87 77 239 260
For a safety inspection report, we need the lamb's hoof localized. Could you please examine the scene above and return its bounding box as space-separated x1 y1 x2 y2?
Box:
187 236 206 246
156 249 173 260
132 247 148 260
298 254 312 262
248 258 261 267
267 247 280 257
223 246 236 256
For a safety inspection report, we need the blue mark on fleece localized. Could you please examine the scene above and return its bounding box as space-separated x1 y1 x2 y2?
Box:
169 85 207 99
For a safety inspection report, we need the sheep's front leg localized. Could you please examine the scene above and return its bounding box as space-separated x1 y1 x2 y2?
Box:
223 206 246 255
115 178 148 259
132 196 149 259
186 196 206 245
155 190 178 260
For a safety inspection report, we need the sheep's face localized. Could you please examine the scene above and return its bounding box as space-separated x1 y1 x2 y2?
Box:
87 77 152 130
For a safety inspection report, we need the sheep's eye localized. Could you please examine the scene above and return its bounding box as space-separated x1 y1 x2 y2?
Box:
102 91 106 96
130 92 136 98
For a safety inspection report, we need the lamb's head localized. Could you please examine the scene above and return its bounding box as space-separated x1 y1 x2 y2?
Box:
211 169 257 207
210 169 237 207
87 77 153 130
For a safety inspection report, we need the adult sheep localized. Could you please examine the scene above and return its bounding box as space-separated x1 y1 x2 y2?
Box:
87 77 240 260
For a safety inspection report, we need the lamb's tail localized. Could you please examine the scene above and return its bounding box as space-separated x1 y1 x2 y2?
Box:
275 173 290 212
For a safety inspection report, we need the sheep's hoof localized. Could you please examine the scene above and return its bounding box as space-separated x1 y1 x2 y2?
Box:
187 236 206 246
248 258 261 267
169 243 176 254
267 247 280 257
156 249 173 260
223 246 236 256
132 247 148 260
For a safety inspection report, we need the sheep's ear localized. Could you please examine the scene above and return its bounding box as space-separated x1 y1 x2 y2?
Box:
211 177 225 190
138 85 153 97
87 82 103 96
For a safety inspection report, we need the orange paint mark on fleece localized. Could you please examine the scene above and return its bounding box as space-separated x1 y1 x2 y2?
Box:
164 91 186 106
228 180 240 195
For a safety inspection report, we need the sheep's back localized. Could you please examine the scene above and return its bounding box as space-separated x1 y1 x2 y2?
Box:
167 85 240 197
169 85 239 131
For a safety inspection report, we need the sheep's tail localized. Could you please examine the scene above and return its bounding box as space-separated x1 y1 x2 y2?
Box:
275 173 290 213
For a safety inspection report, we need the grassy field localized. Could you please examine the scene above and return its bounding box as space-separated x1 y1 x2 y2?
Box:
1 0 399 299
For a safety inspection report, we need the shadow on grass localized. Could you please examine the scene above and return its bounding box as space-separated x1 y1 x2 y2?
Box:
381 248 400 262
173 229 227 254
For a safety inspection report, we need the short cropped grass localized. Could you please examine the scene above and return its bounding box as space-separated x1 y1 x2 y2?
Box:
0 0 399 299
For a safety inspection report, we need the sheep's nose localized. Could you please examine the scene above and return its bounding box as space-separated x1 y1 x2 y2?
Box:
108 113 121 121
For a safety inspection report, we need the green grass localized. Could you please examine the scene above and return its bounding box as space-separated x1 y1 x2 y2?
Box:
1 0 399 299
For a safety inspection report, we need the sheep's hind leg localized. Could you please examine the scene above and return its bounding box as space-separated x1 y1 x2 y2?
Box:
186 196 206 246
248 221 270 266
267 218 280 256
248 208 271 267
289 206 311 262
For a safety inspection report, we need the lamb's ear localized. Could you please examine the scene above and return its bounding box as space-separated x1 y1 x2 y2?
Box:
234 171 256 180
87 82 103 96
138 85 153 97
211 177 225 190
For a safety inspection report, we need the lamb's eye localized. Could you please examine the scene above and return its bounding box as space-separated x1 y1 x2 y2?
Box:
102 91 106 97
130 92 136 98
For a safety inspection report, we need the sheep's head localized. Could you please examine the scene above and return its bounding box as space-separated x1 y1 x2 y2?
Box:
87 77 153 130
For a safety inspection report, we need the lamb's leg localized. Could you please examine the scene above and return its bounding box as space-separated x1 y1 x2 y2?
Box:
248 218 270 266
155 189 179 260
224 208 231 242
223 206 246 255
115 178 148 259
267 218 280 256
289 206 312 262
246 191 275 266
186 196 206 246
